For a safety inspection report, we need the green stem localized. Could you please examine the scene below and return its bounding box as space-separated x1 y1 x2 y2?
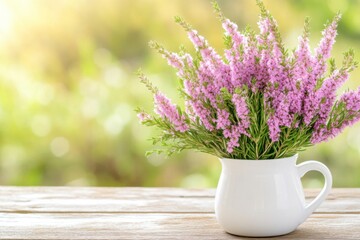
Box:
274 128 291 159
258 140 274 159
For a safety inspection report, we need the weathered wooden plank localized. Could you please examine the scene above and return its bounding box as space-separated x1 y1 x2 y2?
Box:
1 187 359 198
0 213 359 240
0 187 359 214
0 187 214 214
0 187 216 198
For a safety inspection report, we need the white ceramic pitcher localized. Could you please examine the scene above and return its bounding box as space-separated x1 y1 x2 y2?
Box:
215 154 332 237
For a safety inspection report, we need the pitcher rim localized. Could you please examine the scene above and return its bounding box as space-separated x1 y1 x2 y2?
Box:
220 153 298 162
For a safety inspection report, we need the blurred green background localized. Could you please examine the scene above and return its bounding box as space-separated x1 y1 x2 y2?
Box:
0 0 359 187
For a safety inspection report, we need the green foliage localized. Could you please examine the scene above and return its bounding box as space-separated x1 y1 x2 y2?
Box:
142 88 314 160
174 16 193 32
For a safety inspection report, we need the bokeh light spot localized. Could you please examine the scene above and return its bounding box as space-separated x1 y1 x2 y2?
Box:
31 114 52 137
81 98 100 119
50 137 70 157
103 104 131 136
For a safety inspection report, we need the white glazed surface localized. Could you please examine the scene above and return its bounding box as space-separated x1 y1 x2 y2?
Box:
215 154 332 237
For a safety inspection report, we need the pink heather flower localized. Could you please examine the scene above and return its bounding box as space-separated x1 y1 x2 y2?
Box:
154 92 189 132
217 94 252 153
137 112 151 123
222 19 244 48
197 62 218 107
224 31 256 89
296 40 318 124
225 45 247 88
225 25 260 90
153 44 185 75
255 47 270 90
328 114 360 140
293 25 311 116
258 17 272 35
341 88 360 112
222 19 247 88
294 28 312 81
310 127 328 144
303 17 340 125
152 44 197 84
183 53 194 68
316 15 340 59
216 109 231 130
196 58 233 128
268 115 281 142
183 77 198 97
185 100 196 122
183 75 215 131
232 94 250 129
260 16 302 121
188 29 232 92
168 52 197 81
166 52 183 70
223 125 241 153
311 87 360 144
192 99 214 131
302 90 318 124
261 14 302 130
311 14 340 83
188 30 206 49
277 99 293 127
225 50 243 87
178 53 195 81
223 122 250 153
216 62 232 91
242 37 258 88
188 29 224 70
313 70 349 128
255 17 273 89
265 46 293 130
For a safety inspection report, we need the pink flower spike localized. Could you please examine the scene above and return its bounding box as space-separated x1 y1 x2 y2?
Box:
312 87 360 144
232 93 250 130
188 30 206 49
341 88 360 112
154 92 189 132
222 19 244 48
316 14 341 59
314 69 349 126
312 14 341 81
216 109 231 130
268 115 281 142
167 52 183 70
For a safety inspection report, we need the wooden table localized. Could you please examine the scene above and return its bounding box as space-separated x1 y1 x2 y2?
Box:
0 187 359 239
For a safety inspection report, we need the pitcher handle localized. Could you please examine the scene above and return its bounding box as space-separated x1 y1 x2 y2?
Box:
297 160 332 219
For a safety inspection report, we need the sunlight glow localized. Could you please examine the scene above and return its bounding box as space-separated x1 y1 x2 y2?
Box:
0 1 13 40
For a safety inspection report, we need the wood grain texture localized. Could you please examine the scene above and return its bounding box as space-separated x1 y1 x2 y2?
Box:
0 187 359 213
0 213 359 240
0 187 359 239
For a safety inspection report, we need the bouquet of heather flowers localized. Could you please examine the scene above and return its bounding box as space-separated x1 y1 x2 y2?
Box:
137 0 358 160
